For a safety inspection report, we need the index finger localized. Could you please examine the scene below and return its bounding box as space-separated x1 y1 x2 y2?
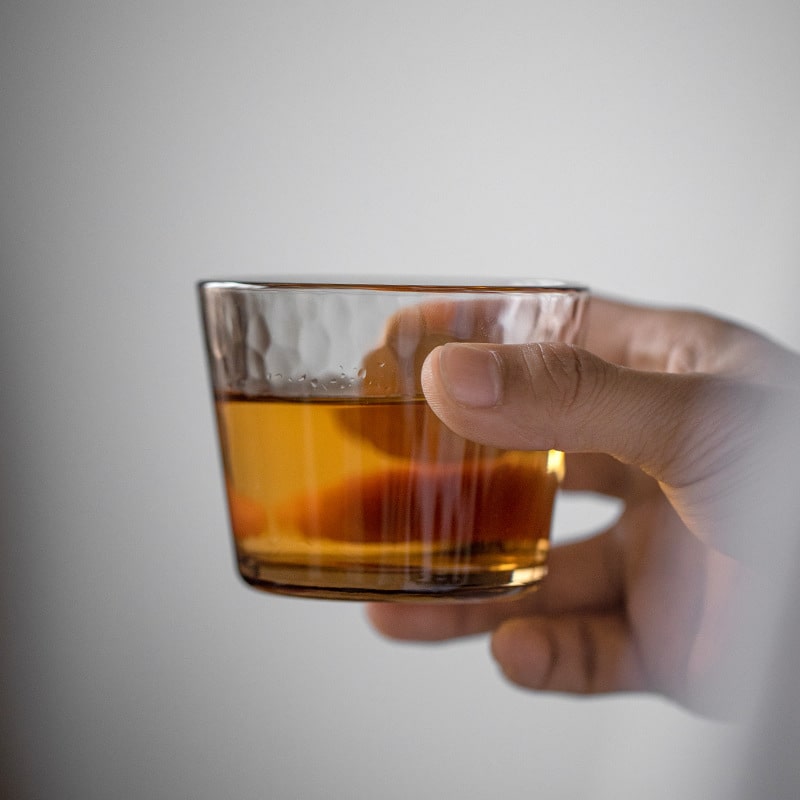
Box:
586 297 797 383
364 290 589 397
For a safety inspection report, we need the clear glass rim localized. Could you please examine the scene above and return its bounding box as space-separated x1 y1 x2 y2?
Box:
198 276 588 294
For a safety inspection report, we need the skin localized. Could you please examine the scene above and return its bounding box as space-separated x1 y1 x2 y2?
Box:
366 297 800 714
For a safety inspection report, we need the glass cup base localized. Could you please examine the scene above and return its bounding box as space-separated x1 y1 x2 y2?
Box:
237 553 548 601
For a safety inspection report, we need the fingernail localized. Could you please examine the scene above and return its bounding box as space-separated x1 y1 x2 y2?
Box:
438 344 502 408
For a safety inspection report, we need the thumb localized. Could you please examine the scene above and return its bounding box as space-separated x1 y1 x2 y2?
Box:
420 341 736 489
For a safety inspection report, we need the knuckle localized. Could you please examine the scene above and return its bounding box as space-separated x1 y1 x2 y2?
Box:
524 342 605 419
662 311 728 373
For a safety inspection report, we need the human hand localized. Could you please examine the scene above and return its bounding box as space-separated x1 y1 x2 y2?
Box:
367 297 800 714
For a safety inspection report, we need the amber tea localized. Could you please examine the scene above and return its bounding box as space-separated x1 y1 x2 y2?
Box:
216 395 563 600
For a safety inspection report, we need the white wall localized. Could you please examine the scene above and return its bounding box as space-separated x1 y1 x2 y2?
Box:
2 2 798 798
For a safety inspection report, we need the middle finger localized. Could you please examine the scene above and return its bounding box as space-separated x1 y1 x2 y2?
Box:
366 525 624 641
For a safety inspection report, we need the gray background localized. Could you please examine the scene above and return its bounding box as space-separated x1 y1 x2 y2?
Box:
2 2 799 798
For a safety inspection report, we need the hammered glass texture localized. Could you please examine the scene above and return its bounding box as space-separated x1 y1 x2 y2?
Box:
199 283 588 399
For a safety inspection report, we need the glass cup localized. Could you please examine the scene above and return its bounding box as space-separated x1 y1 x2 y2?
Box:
198 278 588 601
